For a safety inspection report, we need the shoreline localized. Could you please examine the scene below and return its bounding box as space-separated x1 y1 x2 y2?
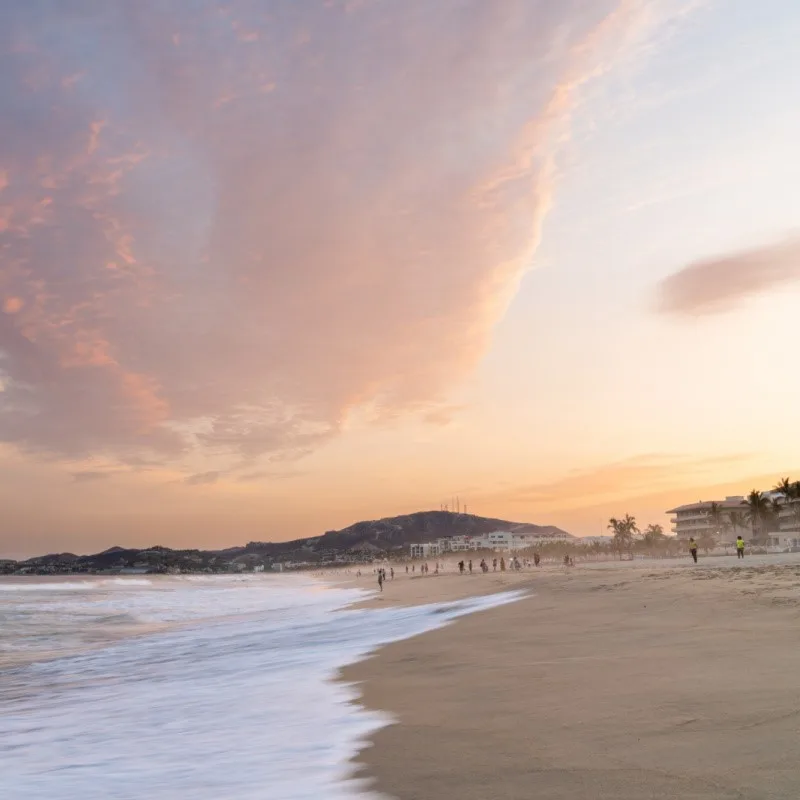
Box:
342 558 800 799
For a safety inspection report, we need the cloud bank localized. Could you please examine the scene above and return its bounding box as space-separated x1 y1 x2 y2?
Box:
0 0 652 468
658 238 800 315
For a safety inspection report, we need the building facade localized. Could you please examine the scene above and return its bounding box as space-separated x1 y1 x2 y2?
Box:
409 542 442 558
409 530 572 557
667 493 800 548
666 496 749 542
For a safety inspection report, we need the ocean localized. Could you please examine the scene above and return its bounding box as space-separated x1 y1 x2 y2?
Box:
0 574 521 799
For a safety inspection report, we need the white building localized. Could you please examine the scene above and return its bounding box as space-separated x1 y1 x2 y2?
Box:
438 535 473 552
409 542 441 558
666 497 749 542
410 530 571 557
666 493 800 547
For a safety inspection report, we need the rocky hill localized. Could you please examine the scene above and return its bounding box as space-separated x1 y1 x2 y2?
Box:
2 511 573 574
237 511 572 558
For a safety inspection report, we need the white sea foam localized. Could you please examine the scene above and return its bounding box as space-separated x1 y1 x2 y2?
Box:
0 578 153 591
0 575 524 799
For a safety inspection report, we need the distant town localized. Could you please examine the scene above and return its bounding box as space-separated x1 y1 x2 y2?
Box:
4 480 799 576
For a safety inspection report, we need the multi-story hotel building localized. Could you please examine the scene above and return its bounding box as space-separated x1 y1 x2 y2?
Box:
668 493 800 548
666 496 748 542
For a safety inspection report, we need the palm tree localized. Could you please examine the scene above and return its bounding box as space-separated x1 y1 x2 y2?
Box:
742 490 771 545
608 514 639 557
727 510 747 542
642 523 666 553
706 501 726 543
775 476 796 501
774 477 800 537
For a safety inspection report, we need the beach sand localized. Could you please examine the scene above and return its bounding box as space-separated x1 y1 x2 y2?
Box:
342 558 800 799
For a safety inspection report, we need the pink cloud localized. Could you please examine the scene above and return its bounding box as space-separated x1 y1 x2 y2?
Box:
3 297 24 314
0 1 677 467
658 238 800 315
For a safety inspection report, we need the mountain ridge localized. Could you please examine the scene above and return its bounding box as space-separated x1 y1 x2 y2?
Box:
3 511 574 574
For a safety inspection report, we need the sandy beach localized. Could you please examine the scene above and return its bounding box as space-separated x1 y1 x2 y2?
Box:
342 557 800 799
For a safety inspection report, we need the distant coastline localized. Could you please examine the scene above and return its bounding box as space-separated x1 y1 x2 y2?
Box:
2 510 573 576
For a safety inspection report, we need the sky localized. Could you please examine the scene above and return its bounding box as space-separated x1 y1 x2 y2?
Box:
1 0 800 557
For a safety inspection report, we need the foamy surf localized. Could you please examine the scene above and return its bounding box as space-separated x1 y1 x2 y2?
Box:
0 575 523 799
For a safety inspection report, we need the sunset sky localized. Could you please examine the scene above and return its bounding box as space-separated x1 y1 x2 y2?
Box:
2 0 800 558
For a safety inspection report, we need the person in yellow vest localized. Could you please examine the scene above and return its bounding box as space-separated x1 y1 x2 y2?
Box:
736 535 745 559
688 537 698 564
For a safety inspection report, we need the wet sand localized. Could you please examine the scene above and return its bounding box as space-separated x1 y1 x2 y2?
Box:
342 558 800 799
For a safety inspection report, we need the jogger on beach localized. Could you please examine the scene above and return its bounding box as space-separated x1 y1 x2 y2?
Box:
688 537 698 564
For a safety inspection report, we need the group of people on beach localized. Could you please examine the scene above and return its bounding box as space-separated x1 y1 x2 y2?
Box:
455 555 538 574
405 563 436 575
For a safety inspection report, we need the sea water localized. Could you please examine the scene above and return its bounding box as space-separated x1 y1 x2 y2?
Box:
0 575 523 799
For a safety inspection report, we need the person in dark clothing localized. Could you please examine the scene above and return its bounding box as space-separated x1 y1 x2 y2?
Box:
688 537 698 564
378 570 384 592
458 560 465 574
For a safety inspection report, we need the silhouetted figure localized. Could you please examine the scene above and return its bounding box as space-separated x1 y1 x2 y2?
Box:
378 570 384 592
736 535 745 559
459 560 465 574
468 559 473 574
500 557 506 572
534 552 540 567
492 558 497 572
688 537 698 564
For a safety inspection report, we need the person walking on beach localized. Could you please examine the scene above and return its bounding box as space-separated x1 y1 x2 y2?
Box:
492 558 497 571
500 556 505 572
378 570 384 592
534 552 540 567
736 535 745 559
458 560 465 574
468 559 473 574
688 537 698 564
390 567 394 580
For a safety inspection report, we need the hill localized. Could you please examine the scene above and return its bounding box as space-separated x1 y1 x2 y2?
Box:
2 511 573 575
241 510 572 558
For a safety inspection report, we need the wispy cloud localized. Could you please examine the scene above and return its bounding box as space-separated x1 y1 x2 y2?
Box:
71 471 110 483
184 471 219 486
0 1 685 468
235 469 305 483
486 452 751 508
657 237 800 315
